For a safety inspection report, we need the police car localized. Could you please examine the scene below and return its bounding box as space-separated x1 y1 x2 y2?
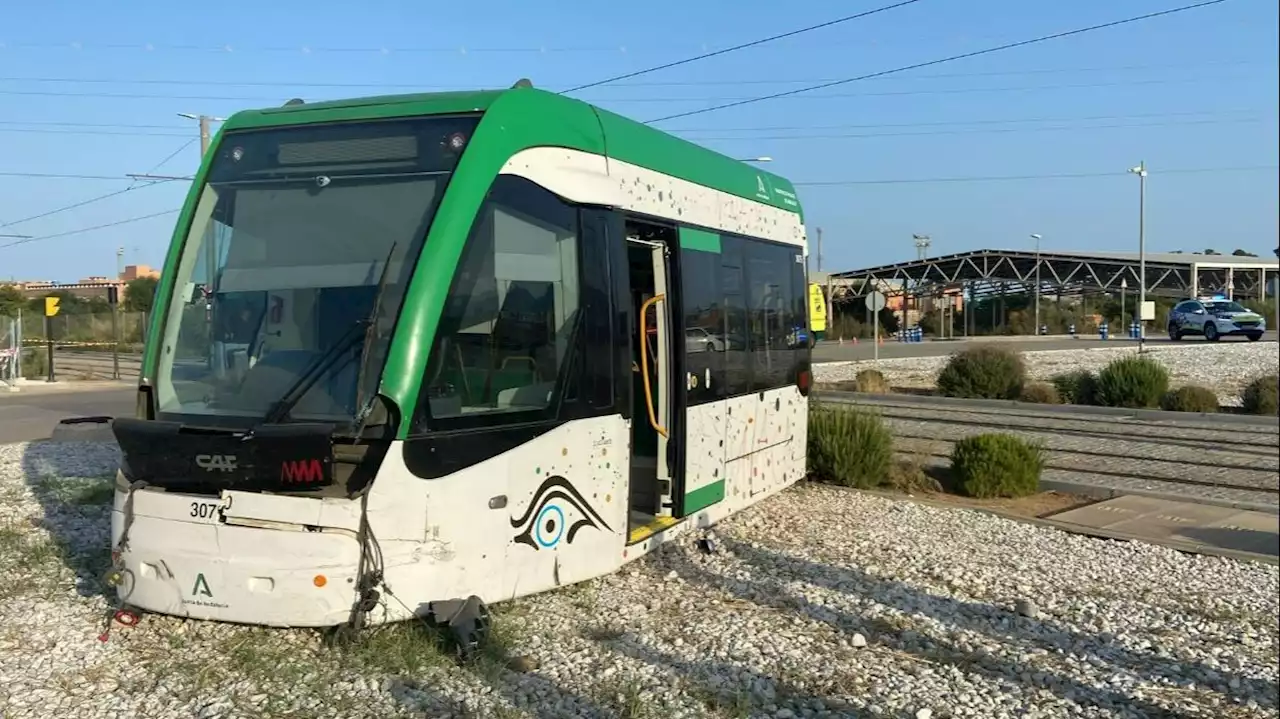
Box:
1166 295 1266 342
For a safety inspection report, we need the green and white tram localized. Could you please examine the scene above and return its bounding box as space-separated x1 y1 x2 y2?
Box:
109 83 812 640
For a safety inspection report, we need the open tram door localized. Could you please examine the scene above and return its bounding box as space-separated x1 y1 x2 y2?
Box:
623 220 682 543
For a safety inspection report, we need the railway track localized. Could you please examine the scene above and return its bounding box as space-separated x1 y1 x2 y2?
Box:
47 350 141 379
816 390 1280 510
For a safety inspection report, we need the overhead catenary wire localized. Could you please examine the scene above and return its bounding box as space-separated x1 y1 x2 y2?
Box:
0 73 1253 105
1 107 1268 136
647 0 1236 123
672 108 1273 133
560 0 925 93
0 171 136 180
0 40 713 54
0 113 1269 142
0 179 176 229
0 165 1274 252
0 58 1270 91
685 116 1273 142
0 209 180 249
791 165 1279 186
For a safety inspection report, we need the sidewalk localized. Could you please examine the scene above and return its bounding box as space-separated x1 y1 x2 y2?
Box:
2 378 134 395
868 489 1278 565
1046 494 1279 562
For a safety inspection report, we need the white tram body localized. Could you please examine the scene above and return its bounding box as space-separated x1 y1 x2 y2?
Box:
111 88 811 629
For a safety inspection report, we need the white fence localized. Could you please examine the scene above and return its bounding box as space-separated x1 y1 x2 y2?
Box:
1 316 20 388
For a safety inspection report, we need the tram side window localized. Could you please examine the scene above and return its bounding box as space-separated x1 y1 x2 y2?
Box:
745 239 806 391
718 235 753 397
418 175 584 429
679 230 725 407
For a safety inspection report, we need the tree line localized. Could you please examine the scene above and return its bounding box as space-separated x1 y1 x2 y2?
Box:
0 276 158 319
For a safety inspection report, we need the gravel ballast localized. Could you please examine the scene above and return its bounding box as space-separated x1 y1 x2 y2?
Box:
1 441 1277 718
813 341 1280 405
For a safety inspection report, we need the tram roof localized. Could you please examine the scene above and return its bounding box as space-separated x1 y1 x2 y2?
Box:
218 87 804 220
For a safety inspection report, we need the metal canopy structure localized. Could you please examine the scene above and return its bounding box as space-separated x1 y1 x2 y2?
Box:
831 249 1280 301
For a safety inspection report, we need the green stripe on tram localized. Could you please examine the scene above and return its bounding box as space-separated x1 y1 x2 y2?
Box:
683 480 726 514
679 227 722 254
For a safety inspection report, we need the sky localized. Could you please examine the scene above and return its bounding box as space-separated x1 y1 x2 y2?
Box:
0 0 1276 282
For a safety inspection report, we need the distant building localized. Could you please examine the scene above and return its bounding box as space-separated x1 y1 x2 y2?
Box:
10 264 160 301
120 264 161 281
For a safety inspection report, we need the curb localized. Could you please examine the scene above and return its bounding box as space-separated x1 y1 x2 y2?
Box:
855 488 1278 566
816 389 1280 429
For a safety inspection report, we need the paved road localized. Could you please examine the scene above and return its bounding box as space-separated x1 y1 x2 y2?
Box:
0 384 134 444
811 330 1278 363
821 391 1280 511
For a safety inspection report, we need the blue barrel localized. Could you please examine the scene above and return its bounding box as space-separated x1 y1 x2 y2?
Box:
1100 322 1109 340
912 326 923 342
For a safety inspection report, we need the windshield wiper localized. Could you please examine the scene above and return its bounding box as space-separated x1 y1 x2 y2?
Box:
259 320 368 426
260 243 398 427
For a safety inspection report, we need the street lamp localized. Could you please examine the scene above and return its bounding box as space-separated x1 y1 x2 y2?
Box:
1128 162 1148 352
1030 234 1042 335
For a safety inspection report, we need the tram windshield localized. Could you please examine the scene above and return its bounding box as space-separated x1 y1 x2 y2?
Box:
152 114 480 428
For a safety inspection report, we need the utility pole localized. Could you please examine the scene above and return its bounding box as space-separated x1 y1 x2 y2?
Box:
1128 162 1148 353
815 227 823 273
112 247 124 380
179 113 224 298
179 113 217 156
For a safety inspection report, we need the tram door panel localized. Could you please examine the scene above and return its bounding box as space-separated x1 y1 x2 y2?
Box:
624 222 678 536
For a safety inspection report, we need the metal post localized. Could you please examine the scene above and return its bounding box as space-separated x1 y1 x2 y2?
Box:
1032 234 1041 335
1120 282 1127 336
110 307 120 380
872 302 879 362
45 315 55 383
1130 161 1148 353
15 308 21 380
199 115 218 306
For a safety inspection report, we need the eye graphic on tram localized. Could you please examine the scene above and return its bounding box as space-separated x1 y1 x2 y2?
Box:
510 476 612 550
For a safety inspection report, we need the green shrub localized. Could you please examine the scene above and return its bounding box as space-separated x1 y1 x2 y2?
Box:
1050 370 1099 405
1094 354 1169 408
807 403 894 489
1019 382 1061 404
1241 373 1279 416
935 345 1026 400
1159 385 1220 413
949 433 1044 499
854 368 890 394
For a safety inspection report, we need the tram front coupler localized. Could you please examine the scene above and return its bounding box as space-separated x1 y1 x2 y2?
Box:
427 595 492 661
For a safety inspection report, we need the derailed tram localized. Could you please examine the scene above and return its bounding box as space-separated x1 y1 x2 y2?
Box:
108 82 812 646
